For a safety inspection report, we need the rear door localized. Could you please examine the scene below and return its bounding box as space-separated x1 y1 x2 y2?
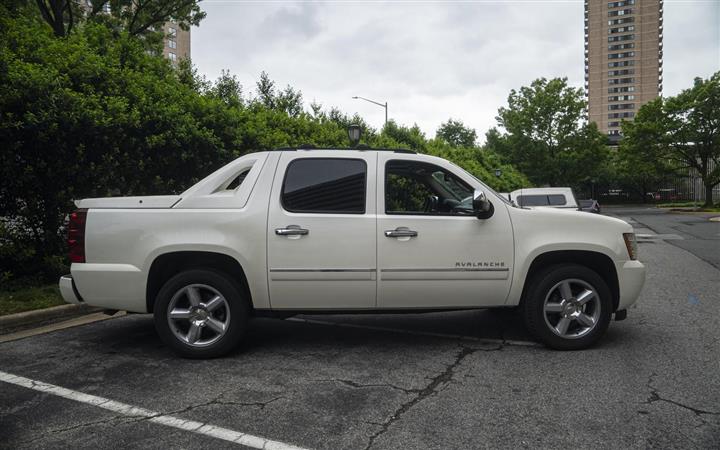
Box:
267 151 377 309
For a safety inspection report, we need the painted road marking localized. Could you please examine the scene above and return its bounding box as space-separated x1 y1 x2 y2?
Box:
636 233 684 241
0 370 309 450
287 317 541 348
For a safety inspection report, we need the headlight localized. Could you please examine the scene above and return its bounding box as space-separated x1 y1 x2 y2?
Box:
623 233 638 260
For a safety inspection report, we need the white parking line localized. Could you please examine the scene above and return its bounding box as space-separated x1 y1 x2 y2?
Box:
0 370 309 450
287 317 541 347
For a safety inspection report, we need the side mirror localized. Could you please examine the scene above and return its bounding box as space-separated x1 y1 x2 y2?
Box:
472 189 494 219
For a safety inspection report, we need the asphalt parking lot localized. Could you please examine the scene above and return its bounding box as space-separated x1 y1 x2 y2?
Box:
1 209 719 449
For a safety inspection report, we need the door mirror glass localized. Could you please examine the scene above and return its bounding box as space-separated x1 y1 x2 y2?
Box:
473 189 494 219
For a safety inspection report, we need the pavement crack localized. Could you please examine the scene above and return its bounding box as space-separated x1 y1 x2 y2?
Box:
315 378 420 395
642 372 719 421
364 344 497 449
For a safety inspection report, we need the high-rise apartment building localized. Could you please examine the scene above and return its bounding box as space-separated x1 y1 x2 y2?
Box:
584 0 663 143
162 22 191 65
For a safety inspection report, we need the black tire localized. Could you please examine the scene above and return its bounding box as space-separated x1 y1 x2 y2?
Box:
153 269 249 358
522 264 612 350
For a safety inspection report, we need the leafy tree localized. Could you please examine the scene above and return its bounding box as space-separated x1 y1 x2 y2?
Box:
210 69 243 108
487 77 608 187
616 98 676 201
0 12 235 280
254 71 304 117
34 0 76 37
436 119 477 148
35 0 205 38
622 73 720 206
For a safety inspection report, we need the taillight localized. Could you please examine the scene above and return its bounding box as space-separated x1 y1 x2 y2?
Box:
67 209 87 263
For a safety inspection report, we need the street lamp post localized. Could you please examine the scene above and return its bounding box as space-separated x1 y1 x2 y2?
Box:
352 96 388 125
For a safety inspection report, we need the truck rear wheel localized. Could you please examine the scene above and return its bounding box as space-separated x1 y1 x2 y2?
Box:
153 269 248 358
522 264 612 350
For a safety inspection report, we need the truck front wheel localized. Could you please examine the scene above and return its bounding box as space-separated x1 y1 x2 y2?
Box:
153 269 248 358
522 264 612 350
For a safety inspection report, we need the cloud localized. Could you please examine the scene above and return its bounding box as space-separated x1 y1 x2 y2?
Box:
193 1 719 141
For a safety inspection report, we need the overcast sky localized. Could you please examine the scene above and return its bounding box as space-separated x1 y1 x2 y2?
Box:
193 0 719 141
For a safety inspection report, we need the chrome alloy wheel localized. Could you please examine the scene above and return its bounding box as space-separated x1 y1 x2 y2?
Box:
166 284 231 347
543 279 601 339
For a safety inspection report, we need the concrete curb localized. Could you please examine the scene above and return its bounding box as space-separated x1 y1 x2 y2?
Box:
0 304 104 335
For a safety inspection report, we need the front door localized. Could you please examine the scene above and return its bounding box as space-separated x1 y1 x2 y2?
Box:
376 154 514 308
267 151 377 309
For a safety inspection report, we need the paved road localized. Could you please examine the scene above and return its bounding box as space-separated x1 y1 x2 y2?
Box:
1 210 719 449
604 205 720 269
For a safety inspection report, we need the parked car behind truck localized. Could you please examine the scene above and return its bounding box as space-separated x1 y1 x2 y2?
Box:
60 148 646 357
509 187 579 210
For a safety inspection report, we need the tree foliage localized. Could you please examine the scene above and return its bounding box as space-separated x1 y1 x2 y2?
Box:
486 77 608 188
436 119 477 148
34 0 205 39
620 72 720 206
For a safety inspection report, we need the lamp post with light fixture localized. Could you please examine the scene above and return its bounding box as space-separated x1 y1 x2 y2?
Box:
352 96 388 125
347 124 362 147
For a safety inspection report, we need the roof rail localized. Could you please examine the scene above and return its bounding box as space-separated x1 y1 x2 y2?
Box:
270 147 416 154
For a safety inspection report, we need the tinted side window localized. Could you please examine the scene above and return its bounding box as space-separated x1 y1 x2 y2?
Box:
547 194 567 206
282 158 366 213
385 160 474 215
517 195 549 207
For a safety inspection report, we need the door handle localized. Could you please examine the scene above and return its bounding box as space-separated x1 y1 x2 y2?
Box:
384 227 418 238
275 225 309 236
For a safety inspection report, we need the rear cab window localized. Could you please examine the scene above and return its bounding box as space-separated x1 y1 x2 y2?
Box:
281 158 367 214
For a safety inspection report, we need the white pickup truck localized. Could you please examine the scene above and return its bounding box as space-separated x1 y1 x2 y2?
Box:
60 148 646 357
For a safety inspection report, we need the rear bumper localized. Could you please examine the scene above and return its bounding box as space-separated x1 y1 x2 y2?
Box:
616 260 646 310
70 263 146 312
59 275 83 304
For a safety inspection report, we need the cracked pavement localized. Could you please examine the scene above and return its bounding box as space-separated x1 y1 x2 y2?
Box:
1 207 719 449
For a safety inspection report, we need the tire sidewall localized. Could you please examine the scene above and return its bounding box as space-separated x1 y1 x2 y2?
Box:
153 269 248 358
523 264 612 350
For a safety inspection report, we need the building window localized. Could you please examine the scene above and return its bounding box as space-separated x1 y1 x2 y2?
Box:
608 77 634 85
608 95 635 102
609 25 634 34
609 60 634 68
609 86 636 93
608 34 634 43
608 0 634 7
168 52 177 62
168 40 176 49
281 158 367 214
609 69 634 76
609 43 634 51
609 17 634 25
609 103 635 111
608 51 635 59
168 27 177 38
608 112 635 119
608 8 633 17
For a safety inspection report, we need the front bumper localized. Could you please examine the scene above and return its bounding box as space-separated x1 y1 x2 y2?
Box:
616 260 646 310
59 275 83 304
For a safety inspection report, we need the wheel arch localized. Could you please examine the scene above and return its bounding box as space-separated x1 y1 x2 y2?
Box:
519 250 620 312
146 251 253 313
